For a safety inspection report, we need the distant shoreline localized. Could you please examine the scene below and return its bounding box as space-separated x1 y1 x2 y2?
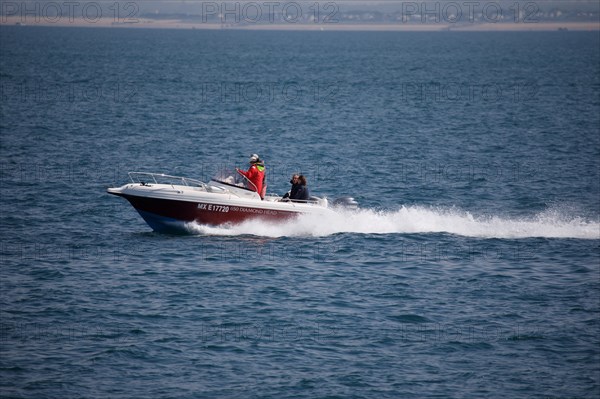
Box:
1 18 598 32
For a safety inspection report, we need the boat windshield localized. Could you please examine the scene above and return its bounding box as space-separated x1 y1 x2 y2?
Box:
211 168 255 191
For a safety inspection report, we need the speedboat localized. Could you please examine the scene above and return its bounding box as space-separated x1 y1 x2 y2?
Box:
107 170 357 234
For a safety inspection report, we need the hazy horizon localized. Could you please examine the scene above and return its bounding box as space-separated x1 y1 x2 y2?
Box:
1 0 598 30
2 0 599 15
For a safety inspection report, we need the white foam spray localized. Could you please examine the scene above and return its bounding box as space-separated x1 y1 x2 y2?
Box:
185 205 600 239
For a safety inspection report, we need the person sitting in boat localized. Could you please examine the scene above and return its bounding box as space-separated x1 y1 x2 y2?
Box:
236 154 266 199
282 174 310 202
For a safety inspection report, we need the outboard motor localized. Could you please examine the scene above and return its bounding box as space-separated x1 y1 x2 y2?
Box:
332 196 359 210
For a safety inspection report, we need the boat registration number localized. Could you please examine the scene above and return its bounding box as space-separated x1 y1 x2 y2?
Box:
198 203 229 213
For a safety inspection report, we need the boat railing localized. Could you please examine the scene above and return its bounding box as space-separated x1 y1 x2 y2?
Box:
234 168 258 192
279 198 319 204
128 172 208 189
269 196 328 207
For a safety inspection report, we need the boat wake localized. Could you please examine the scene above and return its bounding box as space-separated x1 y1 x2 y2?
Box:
185 204 600 240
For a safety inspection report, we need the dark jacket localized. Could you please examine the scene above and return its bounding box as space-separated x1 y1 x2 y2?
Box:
289 182 309 201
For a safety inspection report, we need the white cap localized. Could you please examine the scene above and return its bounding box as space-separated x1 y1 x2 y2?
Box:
249 154 259 163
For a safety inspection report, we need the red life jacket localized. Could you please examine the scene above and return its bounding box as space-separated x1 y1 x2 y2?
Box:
240 163 266 199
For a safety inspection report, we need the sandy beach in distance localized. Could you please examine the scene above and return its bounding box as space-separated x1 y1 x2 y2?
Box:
1 17 598 31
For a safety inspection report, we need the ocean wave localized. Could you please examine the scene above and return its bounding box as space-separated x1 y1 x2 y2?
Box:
185 204 600 239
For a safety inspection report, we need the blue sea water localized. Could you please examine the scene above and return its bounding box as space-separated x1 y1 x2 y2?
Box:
1 26 599 398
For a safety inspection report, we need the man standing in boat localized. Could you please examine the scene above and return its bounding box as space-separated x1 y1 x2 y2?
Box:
236 154 266 199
